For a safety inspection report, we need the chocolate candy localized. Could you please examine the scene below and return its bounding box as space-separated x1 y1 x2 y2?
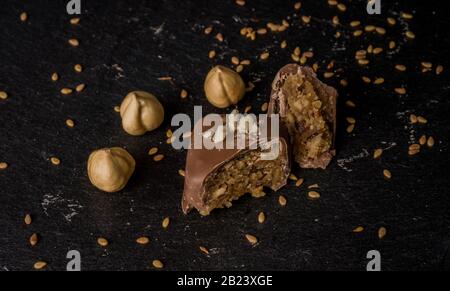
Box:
182 115 291 216
269 64 337 169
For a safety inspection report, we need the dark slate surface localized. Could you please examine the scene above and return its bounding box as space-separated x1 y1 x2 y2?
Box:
0 0 449 271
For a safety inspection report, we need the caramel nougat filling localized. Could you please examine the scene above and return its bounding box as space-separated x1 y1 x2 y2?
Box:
281 73 333 168
200 149 287 216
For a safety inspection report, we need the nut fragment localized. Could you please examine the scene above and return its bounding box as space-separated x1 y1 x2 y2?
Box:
87 147 136 192
204 65 245 108
120 91 165 136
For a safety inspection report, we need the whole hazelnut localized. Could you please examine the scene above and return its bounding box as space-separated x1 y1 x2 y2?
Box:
87 147 136 193
204 65 245 108
120 91 164 136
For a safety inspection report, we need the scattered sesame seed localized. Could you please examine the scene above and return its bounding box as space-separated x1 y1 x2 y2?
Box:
387 17 396 26
51 72 59 82
20 12 28 22
260 52 270 60
199 246 210 254
258 212 266 224
373 47 383 55
68 38 80 47
308 191 321 200
346 124 355 133
375 27 386 35
178 169 186 177
400 12 413 20
208 50 216 59
289 174 298 181
394 87 406 95
278 195 287 206
353 30 363 37
136 237 150 245
261 102 268 112
0 162 8 170
75 84 86 93
74 64 83 73
34 261 47 270
324 72 334 78
236 0 246 6
346 117 356 124
301 15 311 24
337 3 346 12
373 77 385 85
180 89 188 99
0 91 8 100
50 157 60 166
162 217 170 229
97 237 109 247
365 25 376 32
240 59 251 65
358 59 370 66
346 100 356 108
235 64 244 73
231 56 240 65
280 40 287 49
295 178 304 187
408 144 421 156
245 234 258 245
383 169 392 180
114 106 120 112
427 136 435 147
395 64 406 71
362 76 371 83
436 65 444 75
215 33 224 42
353 226 364 233
378 227 387 239
389 41 396 49
410 114 418 124
350 20 361 27
405 31 415 39
373 149 383 159
204 26 213 35
61 88 73 95
152 260 164 269
70 17 80 25
66 119 75 128
417 116 427 124
30 233 38 246
419 135 427 146
294 2 301 10
340 79 348 87
154 154 164 162
24 214 32 225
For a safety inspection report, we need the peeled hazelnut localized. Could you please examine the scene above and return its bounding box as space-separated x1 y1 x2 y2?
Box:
87 147 136 193
204 65 245 108
120 91 164 136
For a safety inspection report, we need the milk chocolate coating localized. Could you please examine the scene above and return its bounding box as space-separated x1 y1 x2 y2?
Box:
269 64 337 169
182 116 291 215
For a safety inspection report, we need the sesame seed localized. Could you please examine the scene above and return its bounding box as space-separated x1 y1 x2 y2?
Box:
215 33 224 42
373 47 383 55
24 214 32 225
75 84 86 93
162 217 170 229
389 41 396 49
34 261 47 270
337 3 346 12
257 28 267 35
406 31 415 39
308 191 321 200
231 56 240 65
280 40 287 49
208 50 216 59
362 76 371 83
235 65 244 73
383 169 392 179
395 64 406 71
436 65 444 75
378 227 387 239
154 154 164 162
353 226 364 233
421 62 433 69
152 260 164 269
30 233 38 246
68 38 79 47
324 72 334 78
50 157 60 166
301 15 311 24
0 91 8 100
294 2 301 10
97 237 109 247
308 184 319 189
261 102 268 112
70 18 80 25
375 27 386 35
61 88 73 95
136 237 150 245
245 234 258 245
332 16 339 25
350 21 361 27
278 195 287 206
373 77 385 85
387 17 396 26
374 149 383 159
260 52 270 60
427 136 435 147
394 87 406 95
240 59 251 65
204 26 213 35
410 114 418 124
289 174 298 181
180 89 188 99
0 162 8 170
365 25 376 32
340 79 348 87
114 106 120 112
417 116 427 124
20 12 28 22
236 0 246 6
346 117 356 124
199 246 210 255
51 72 59 82
178 169 185 177
295 178 304 187
328 0 338 6
66 119 75 128
346 100 356 108
353 30 363 37
358 59 370 66
401 12 413 20
74 64 83 73
258 212 266 224
346 124 355 133
419 135 427 146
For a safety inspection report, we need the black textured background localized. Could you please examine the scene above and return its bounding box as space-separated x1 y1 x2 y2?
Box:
0 0 449 271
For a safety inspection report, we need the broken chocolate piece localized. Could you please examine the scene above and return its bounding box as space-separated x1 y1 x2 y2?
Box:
182 115 291 216
269 64 337 169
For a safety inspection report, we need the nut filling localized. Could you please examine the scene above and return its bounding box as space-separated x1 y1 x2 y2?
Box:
270 65 337 169
201 149 288 216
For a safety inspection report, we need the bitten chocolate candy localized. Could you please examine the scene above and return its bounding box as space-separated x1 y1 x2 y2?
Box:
269 64 337 169
182 114 291 216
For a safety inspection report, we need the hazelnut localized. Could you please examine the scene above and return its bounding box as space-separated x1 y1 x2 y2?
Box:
204 65 245 108
87 147 136 193
120 91 164 136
